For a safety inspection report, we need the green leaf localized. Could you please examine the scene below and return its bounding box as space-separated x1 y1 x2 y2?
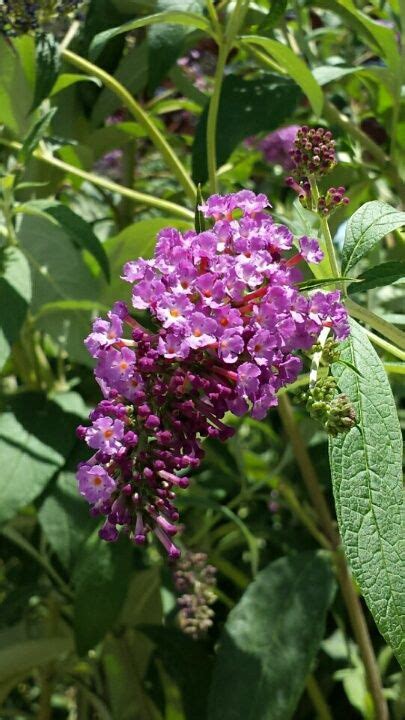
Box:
0 36 35 134
0 247 32 369
43 202 110 282
194 183 206 233
0 636 73 687
38 445 97 569
73 531 132 655
312 65 360 86
30 33 60 112
147 0 204 93
92 41 149 124
297 276 355 291
242 36 324 115
50 72 102 96
142 626 213 720
329 320 404 665
207 552 335 720
19 108 57 164
260 0 288 31
342 201 405 274
0 393 80 524
17 213 99 364
192 74 300 184
89 10 214 60
348 261 405 294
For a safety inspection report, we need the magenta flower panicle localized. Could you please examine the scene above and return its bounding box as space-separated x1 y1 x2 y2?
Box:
77 190 349 557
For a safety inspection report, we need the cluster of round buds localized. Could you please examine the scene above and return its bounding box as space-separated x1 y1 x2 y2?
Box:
290 126 336 178
76 190 350 557
0 0 84 36
317 186 350 216
311 336 341 364
173 552 217 639
298 377 356 436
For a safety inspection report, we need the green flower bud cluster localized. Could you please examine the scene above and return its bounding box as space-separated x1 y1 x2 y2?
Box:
173 551 217 640
298 377 356 436
0 0 84 37
311 337 341 365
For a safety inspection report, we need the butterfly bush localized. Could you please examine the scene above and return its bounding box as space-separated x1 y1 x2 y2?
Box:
76 190 349 557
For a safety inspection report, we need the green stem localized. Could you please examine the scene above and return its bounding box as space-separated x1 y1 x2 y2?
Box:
277 394 389 720
364 329 405 362
0 137 194 221
346 298 405 351
277 481 331 550
61 49 196 201
207 42 229 194
306 675 333 720
206 0 249 193
309 176 341 278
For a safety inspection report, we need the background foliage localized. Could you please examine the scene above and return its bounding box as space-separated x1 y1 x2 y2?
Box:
0 1 404 719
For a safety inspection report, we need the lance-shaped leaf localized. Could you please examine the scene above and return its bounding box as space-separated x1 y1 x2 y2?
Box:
348 261 405 294
241 35 324 115
207 552 335 720
329 320 404 666
341 201 405 274
0 247 32 369
89 10 214 60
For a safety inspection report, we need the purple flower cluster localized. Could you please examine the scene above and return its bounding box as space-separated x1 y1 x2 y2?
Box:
77 190 349 557
258 125 300 171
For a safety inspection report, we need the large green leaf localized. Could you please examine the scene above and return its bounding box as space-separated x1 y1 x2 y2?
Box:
348 261 405 294
0 393 80 524
329 320 404 665
0 636 73 687
30 33 60 112
192 74 300 184
0 247 32 369
147 0 204 93
38 445 97 570
242 36 323 115
207 552 335 720
341 201 405 274
89 10 214 59
17 214 100 363
73 531 133 655
0 36 35 134
143 626 213 720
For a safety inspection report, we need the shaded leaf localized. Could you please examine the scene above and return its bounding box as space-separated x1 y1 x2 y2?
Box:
342 201 405 274
192 73 300 184
0 636 73 686
0 35 35 134
30 32 60 112
0 393 80 524
143 626 213 720
148 0 204 93
207 552 335 720
0 247 32 369
329 320 404 665
242 36 323 115
19 108 57 164
348 261 405 294
73 531 133 655
90 10 213 60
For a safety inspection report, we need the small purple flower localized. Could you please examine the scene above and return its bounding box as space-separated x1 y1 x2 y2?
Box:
247 330 277 366
85 313 123 358
77 464 116 503
218 329 244 363
85 417 125 455
156 293 193 328
299 236 324 264
237 362 261 397
186 312 217 350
